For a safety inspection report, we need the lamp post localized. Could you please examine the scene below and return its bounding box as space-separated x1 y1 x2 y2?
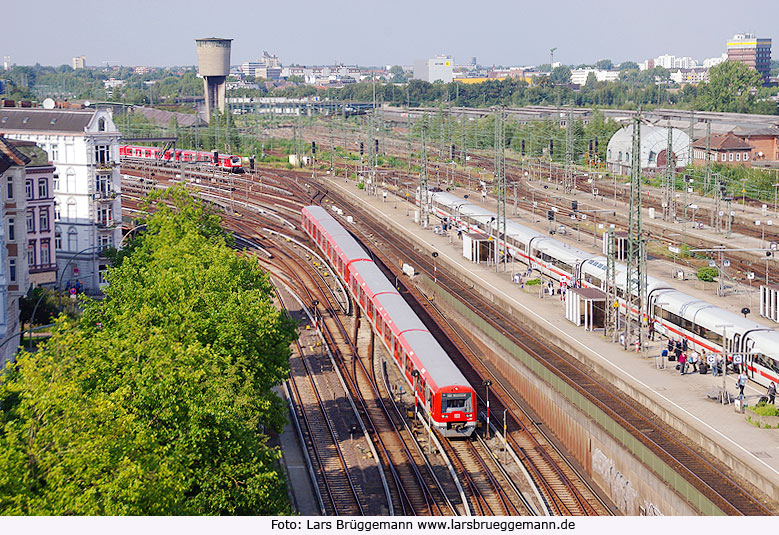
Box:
432 251 438 284
715 324 733 404
483 379 492 439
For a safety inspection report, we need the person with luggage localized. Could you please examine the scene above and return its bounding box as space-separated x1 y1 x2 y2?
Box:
689 350 699 373
767 382 776 405
679 352 687 375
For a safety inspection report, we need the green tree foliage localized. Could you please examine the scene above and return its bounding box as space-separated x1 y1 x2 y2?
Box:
697 61 763 113
619 61 639 71
550 66 572 85
696 267 719 282
0 187 297 515
596 59 614 70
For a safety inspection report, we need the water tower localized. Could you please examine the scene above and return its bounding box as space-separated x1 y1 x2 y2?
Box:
195 37 232 121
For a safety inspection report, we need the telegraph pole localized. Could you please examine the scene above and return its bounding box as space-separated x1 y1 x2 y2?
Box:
564 107 574 193
606 227 617 342
662 119 675 222
705 119 712 195
420 118 430 228
494 107 507 273
624 114 647 352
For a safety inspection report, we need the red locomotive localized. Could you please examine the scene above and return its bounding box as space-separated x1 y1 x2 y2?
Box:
120 145 243 171
302 205 476 437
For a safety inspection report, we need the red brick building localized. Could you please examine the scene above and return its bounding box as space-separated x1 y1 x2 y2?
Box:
735 127 779 164
691 133 752 167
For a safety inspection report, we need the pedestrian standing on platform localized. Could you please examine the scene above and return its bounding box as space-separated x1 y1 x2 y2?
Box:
682 338 688 352
648 321 655 341
679 352 687 375
737 372 747 397
688 350 698 373
768 382 776 405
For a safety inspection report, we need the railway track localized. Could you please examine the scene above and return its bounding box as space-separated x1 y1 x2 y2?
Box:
324 185 774 515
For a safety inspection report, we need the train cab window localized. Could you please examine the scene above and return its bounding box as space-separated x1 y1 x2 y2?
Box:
441 393 472 414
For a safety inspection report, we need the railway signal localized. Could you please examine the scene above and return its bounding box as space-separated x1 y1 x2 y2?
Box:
212 150 218 163
359 142 364 155
311 141 316 155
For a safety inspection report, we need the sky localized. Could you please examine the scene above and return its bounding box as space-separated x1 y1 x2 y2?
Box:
1 0 777 68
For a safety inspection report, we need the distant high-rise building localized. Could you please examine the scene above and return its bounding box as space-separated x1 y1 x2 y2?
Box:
727 33 772 83
72 56 86 70
703 53 728 69
413 55 454 83
654 54 698 70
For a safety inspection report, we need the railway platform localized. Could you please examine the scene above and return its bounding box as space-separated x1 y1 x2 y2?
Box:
321 175 779 509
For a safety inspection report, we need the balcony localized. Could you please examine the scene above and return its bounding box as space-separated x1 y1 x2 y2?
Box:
92 191 120 203
29 262 58 274
96 219 117 230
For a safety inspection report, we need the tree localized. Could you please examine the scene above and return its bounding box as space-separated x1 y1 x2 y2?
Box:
584 72 598 89
697 60 763 113
550 65 572 85
596 59 614 70
0 187 297 515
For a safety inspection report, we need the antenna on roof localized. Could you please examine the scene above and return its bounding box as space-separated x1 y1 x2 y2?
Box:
42 98 55 110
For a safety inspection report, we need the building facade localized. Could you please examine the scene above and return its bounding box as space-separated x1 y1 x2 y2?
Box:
727 33 772 84
735 127 779 164
12 141 57 286
71 55 86 70
691 133 752 167
413 55 454 83
606 124 691 175
0 107 122 293
0 136 30 367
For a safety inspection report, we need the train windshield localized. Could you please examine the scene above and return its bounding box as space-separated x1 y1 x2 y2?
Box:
442 392 472 413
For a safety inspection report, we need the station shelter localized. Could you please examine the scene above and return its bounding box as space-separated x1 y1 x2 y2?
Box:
760 283 779 323
462 232 494 264
565 287 607 331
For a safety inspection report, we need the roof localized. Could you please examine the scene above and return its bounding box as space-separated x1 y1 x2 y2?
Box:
0 108 94 134
569 287 607 300
9 140 51 167
0 135 31 166
733 126 779 138
130 106 202 128
692 132 752 151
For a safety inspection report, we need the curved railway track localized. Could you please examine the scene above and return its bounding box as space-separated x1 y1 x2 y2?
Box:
326 186 774 515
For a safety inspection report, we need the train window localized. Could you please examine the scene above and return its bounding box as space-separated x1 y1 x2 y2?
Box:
751 353 779 375
384 324 392 345
442 393 472 413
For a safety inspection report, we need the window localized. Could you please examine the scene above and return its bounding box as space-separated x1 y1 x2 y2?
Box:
736 153 741 161
53 174 60 191
98 206 113 226
729 153 734 162
648 151 656 164
26 211 34 233
67 227 77 251
41 241 50 265
98 265 108 284
98 118 106 132
8 218 14 241
745 153 750 161
67 199 76 220
39 208 49 231
94 145 110 166
66 169 75 192
9 259 15 283
6 176 13 200
27 241 35 266
99 234 113 249
25 180 33 200
96 174 111 195
50 144 59 161
55 228 62 250
54 201 61 221
38 179 48 198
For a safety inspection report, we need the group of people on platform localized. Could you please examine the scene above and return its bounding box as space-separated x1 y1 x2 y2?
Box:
661 336 776 404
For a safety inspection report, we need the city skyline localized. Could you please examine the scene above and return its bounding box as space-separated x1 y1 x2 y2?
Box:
0 0 776 68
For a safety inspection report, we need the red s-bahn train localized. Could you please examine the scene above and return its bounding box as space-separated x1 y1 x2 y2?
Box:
120 145 243 171
302 205 476 437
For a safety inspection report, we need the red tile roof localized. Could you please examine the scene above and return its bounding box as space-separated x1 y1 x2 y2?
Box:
692 132 752 151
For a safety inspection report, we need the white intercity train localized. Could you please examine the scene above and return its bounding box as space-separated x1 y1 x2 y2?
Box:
428 191 779 389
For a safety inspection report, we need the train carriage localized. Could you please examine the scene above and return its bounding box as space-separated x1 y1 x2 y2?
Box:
302 205 477 437
120 144 243 171
427 192 779 389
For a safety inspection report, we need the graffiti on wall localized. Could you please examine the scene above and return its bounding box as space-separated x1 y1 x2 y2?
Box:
593 448 663 516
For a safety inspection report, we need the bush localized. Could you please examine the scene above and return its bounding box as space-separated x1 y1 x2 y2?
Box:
357 182 365 190
752 403 779 417
525 278 542 286
696 267 718 282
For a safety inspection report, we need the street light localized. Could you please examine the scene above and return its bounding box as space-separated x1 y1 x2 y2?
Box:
432 251 439 284
715 323 733 404
411 369 420 426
